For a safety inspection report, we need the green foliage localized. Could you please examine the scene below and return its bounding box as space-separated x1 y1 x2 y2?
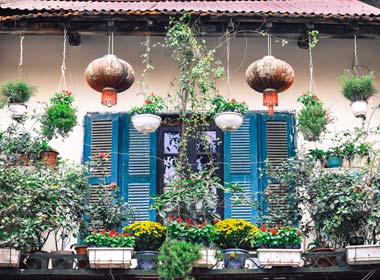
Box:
84 229 135 248
0 80 36 107
297 91 332 142
340 72 377 102
211 95 248 115
128 93 165 115
308 30 319 49
250 225 302 249
157 239 200 280
123 221 166 251
166 218 216 247
0 162 87 252
308 148 325 161
41 91 77 140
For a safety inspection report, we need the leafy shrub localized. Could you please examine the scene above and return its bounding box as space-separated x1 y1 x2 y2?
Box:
340 72 377 102
84 229 135 248
0 80 36 107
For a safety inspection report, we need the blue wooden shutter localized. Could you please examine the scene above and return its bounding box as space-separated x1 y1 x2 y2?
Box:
224 112 296 223
259 112 297 215
119 114 157 221
224 113 259 223
83 113 119 204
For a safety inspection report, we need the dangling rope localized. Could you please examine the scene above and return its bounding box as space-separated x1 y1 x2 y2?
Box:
226 32 231 99
57 28 67 92
353 34 359 76
18 33 24 75
107 33 115 55
308 34 317 93
267 33 272 56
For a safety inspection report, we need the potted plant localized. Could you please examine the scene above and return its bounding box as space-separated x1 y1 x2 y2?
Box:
214 218 259 269
339 71 377 118
84 229 135 269
129 93 165 134
166 216 217 269
157 239 200 279
211 95 248 132
123 221 166 269
308 148 326 169
40 90 77 141
252 224 303 268
0 80 36 119
297 91 332 142
38 139 60 167
325 146 343 168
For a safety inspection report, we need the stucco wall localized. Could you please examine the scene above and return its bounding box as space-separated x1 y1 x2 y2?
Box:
0 34 379 161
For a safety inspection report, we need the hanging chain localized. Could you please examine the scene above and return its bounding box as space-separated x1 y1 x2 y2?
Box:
18 33 24 74
226 32 231 99
58 28 67 91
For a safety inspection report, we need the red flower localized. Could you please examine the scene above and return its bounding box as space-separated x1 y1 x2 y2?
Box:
109 182 117 189
242 101 246 105
186 218 192 225
99 229 106 235
260 224 267 231
62 90 72 96
312 95 319 100
200 220 206 227
271 229 277 236
98 153 106 158
193 223 197 227
168 213 174 221
91 227 97 233
231 98 236 103
177 217 183 223
276 224 281 229
109 229 118 237
297 232 302 236
212 219 219 225
185 223 190 229
144 99 152 104
150 92 155 96
124 233 130 237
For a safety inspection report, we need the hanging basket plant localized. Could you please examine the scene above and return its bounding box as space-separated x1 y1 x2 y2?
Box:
0 80 36 120
339 71 377 118
41 90 78 140
297 91 332 142
129 93 164 134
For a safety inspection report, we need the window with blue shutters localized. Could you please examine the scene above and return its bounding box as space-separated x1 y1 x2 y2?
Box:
83 111 296 223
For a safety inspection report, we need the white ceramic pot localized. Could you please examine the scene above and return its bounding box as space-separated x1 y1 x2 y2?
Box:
8 103 27 119
350 101 367 118
193 249 217 269
346 244 380 265
131 114 162 134
214 112 244 132
257 248 302 268
0 248 21 267
88 247 134 268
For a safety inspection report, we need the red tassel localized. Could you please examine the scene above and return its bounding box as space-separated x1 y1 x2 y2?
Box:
263 89 278 116
101 88 117 107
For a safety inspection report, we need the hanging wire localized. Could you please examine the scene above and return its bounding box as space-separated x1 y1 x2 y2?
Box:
18 33 24 74
57 28 67 92
353 34 359 75
111 32 114 55
107 33 115 55
308 34 317 93
267 33 272 56
226 32 231 99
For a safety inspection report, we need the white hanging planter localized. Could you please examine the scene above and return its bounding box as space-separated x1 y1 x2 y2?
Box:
346 244 380 265
350 101 368 118
8 103 27 119
193 249 217 269
215 112 244 132
0 248 21 267
257 248 302 268
131 114 162 134
88 247 134 269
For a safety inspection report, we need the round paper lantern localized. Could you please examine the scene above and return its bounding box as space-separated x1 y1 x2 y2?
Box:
246 55 294 115
85 54 135 107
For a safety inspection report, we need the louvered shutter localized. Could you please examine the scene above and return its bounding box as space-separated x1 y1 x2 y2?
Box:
260 112 297 217
119 114 157 222
224 113 260 223
83 113 119 205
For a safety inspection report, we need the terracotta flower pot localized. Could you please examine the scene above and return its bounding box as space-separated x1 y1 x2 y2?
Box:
40 150 59 167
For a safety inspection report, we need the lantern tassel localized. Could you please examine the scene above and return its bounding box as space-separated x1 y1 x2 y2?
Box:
101 87 117 107
263 89 278 116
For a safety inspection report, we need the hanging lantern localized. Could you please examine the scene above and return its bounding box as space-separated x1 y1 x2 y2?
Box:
85 54 135 107
246 55 294 115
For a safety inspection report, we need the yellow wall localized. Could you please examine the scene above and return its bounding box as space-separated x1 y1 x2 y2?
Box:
0 34 379 161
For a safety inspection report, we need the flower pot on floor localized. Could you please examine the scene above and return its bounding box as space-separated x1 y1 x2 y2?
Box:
346 244 380 265
134 251 158 270
51 250 74 269
131 114 161 134
257 248 302 268
88 247 134 269
193 249 217 269
215 112 244 132
0 248 21 267
223 248 248 269
75 245 89 269
350 101 367 118
326 156 343 168
40 150 59 167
